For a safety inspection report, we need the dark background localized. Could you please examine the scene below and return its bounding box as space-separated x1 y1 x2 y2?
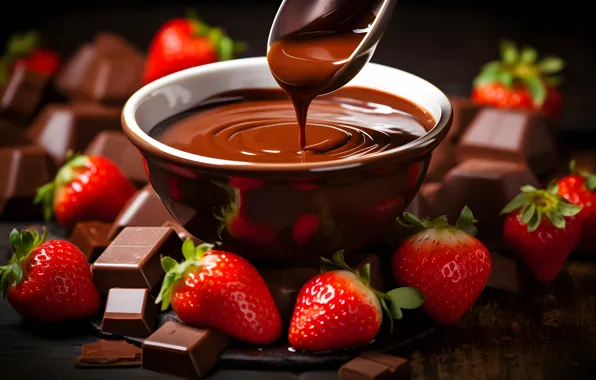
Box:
1 0 595 133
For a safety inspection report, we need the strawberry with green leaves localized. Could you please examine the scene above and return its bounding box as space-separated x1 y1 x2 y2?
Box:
392 207 491 325
289 251 424 351
501 184 582 282
0 228 101 322
557 161 596 254
35 152 137 229
157 240 281 344
0 31 60 84
472 40 564 118
144 12 246 84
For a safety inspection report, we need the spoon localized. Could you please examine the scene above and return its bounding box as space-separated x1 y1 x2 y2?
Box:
267 0 397 94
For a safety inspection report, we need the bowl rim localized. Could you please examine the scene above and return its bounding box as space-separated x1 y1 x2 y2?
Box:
122 57 452 174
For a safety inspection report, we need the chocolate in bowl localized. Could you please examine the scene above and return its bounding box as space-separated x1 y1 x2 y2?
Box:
121 57 452 264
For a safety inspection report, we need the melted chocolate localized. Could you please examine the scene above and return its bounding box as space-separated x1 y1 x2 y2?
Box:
153 88 433 165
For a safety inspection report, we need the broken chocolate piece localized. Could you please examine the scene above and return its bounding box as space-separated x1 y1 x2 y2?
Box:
85 131 148 187
75 339 141 368
0 66 49 126
486 252 522 293
339 352 411 379
0 121 30 147
142 321 229 378
69 221 111 262
101 288 157 338
427 140 457 182
92 226 183 295
108 184 175 240
0 146 54 219
458 108 558 176
161 221 201 245
56 33 144 105
427 159 540 239
448 97 483 142
26 102 122 165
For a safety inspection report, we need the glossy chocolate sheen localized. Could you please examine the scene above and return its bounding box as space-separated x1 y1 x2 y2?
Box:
154 88 432 164
0 66 49 126
26 102 122 165
142 321 229 378
108 184 175 240
338 352 411 379
0 146 54 220
85 131 148 187
101 288 157 338
69 221 111 262
92 226 183 295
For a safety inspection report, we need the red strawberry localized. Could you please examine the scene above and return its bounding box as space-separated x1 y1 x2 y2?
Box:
289 251 424 351
501 184 582 282
0 228 101 322
156 240 281 344
0 31 60 83
392 207 491 325
144 12 246 84
292 214 320 246
557 161 596 254
472 40 564 119
34 152 137 229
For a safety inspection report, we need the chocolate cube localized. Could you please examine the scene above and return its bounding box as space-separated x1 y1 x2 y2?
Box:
142 321 229 378
101 288 157 338
69 221 112 262
161 221 202 245
486 252 522 293
92 226 183 295
0 66 49 126
338 352 411 379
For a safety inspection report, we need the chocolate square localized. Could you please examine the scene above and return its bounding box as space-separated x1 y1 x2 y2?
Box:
101 288 157 338
161 221 202 245
486 252 522 293
92 226 183 295
339 352 411 379
142 321 229 378
75 339 141 368
69 221 112 262
0 66 49 126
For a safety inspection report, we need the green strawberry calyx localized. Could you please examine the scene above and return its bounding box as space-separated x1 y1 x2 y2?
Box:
155 239 214 311
473 39 565 106
185 10 247 61
0 30 40 85
0 228 47 295
321 251 425 334
501 184 582 232
569 160 596 192
33 151 90 221
397 205 479 237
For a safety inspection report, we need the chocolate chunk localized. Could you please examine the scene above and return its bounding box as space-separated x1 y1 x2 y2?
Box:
56 33 144 105
85 131 148 187
486 252 522 293
458 108 558 176
26 102 121 165
0 146 54 219
101 288 157 338
92 226 183 295
69 221 111 262
161 221 201 244
0 121 30 147
75 339 141 368
346 253 386 292
108 184 175 240
427 140 457 182
142 321 229 378
448 97 483 142
0 66 49 126
427 159 540 238
339 352 411 379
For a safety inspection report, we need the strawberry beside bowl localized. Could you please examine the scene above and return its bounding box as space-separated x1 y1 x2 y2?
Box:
121 57 452 264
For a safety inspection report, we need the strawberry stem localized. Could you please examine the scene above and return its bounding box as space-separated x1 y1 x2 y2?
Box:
568 160 596 192
397 206 478 237
0 30 40 85
0 228 47 295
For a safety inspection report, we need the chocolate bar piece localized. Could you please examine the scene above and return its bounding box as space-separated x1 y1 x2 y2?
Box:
161 221 201 245
142 321 229 378
85 131 148 187
486 252 522 293
339 352 411 379
0 146 54 219
0 121 30 147
427 140 457 182
69 221 111 262
448 97 483 142
458 108 558 176
0 66 49 126
426 159 540 238
56 33 144 105
108 184 175 240
101 288 157 338
26 102 121 165
92 226 183 295
75 339 141 368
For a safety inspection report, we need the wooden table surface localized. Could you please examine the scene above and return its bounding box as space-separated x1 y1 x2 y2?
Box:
1 2 596 379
